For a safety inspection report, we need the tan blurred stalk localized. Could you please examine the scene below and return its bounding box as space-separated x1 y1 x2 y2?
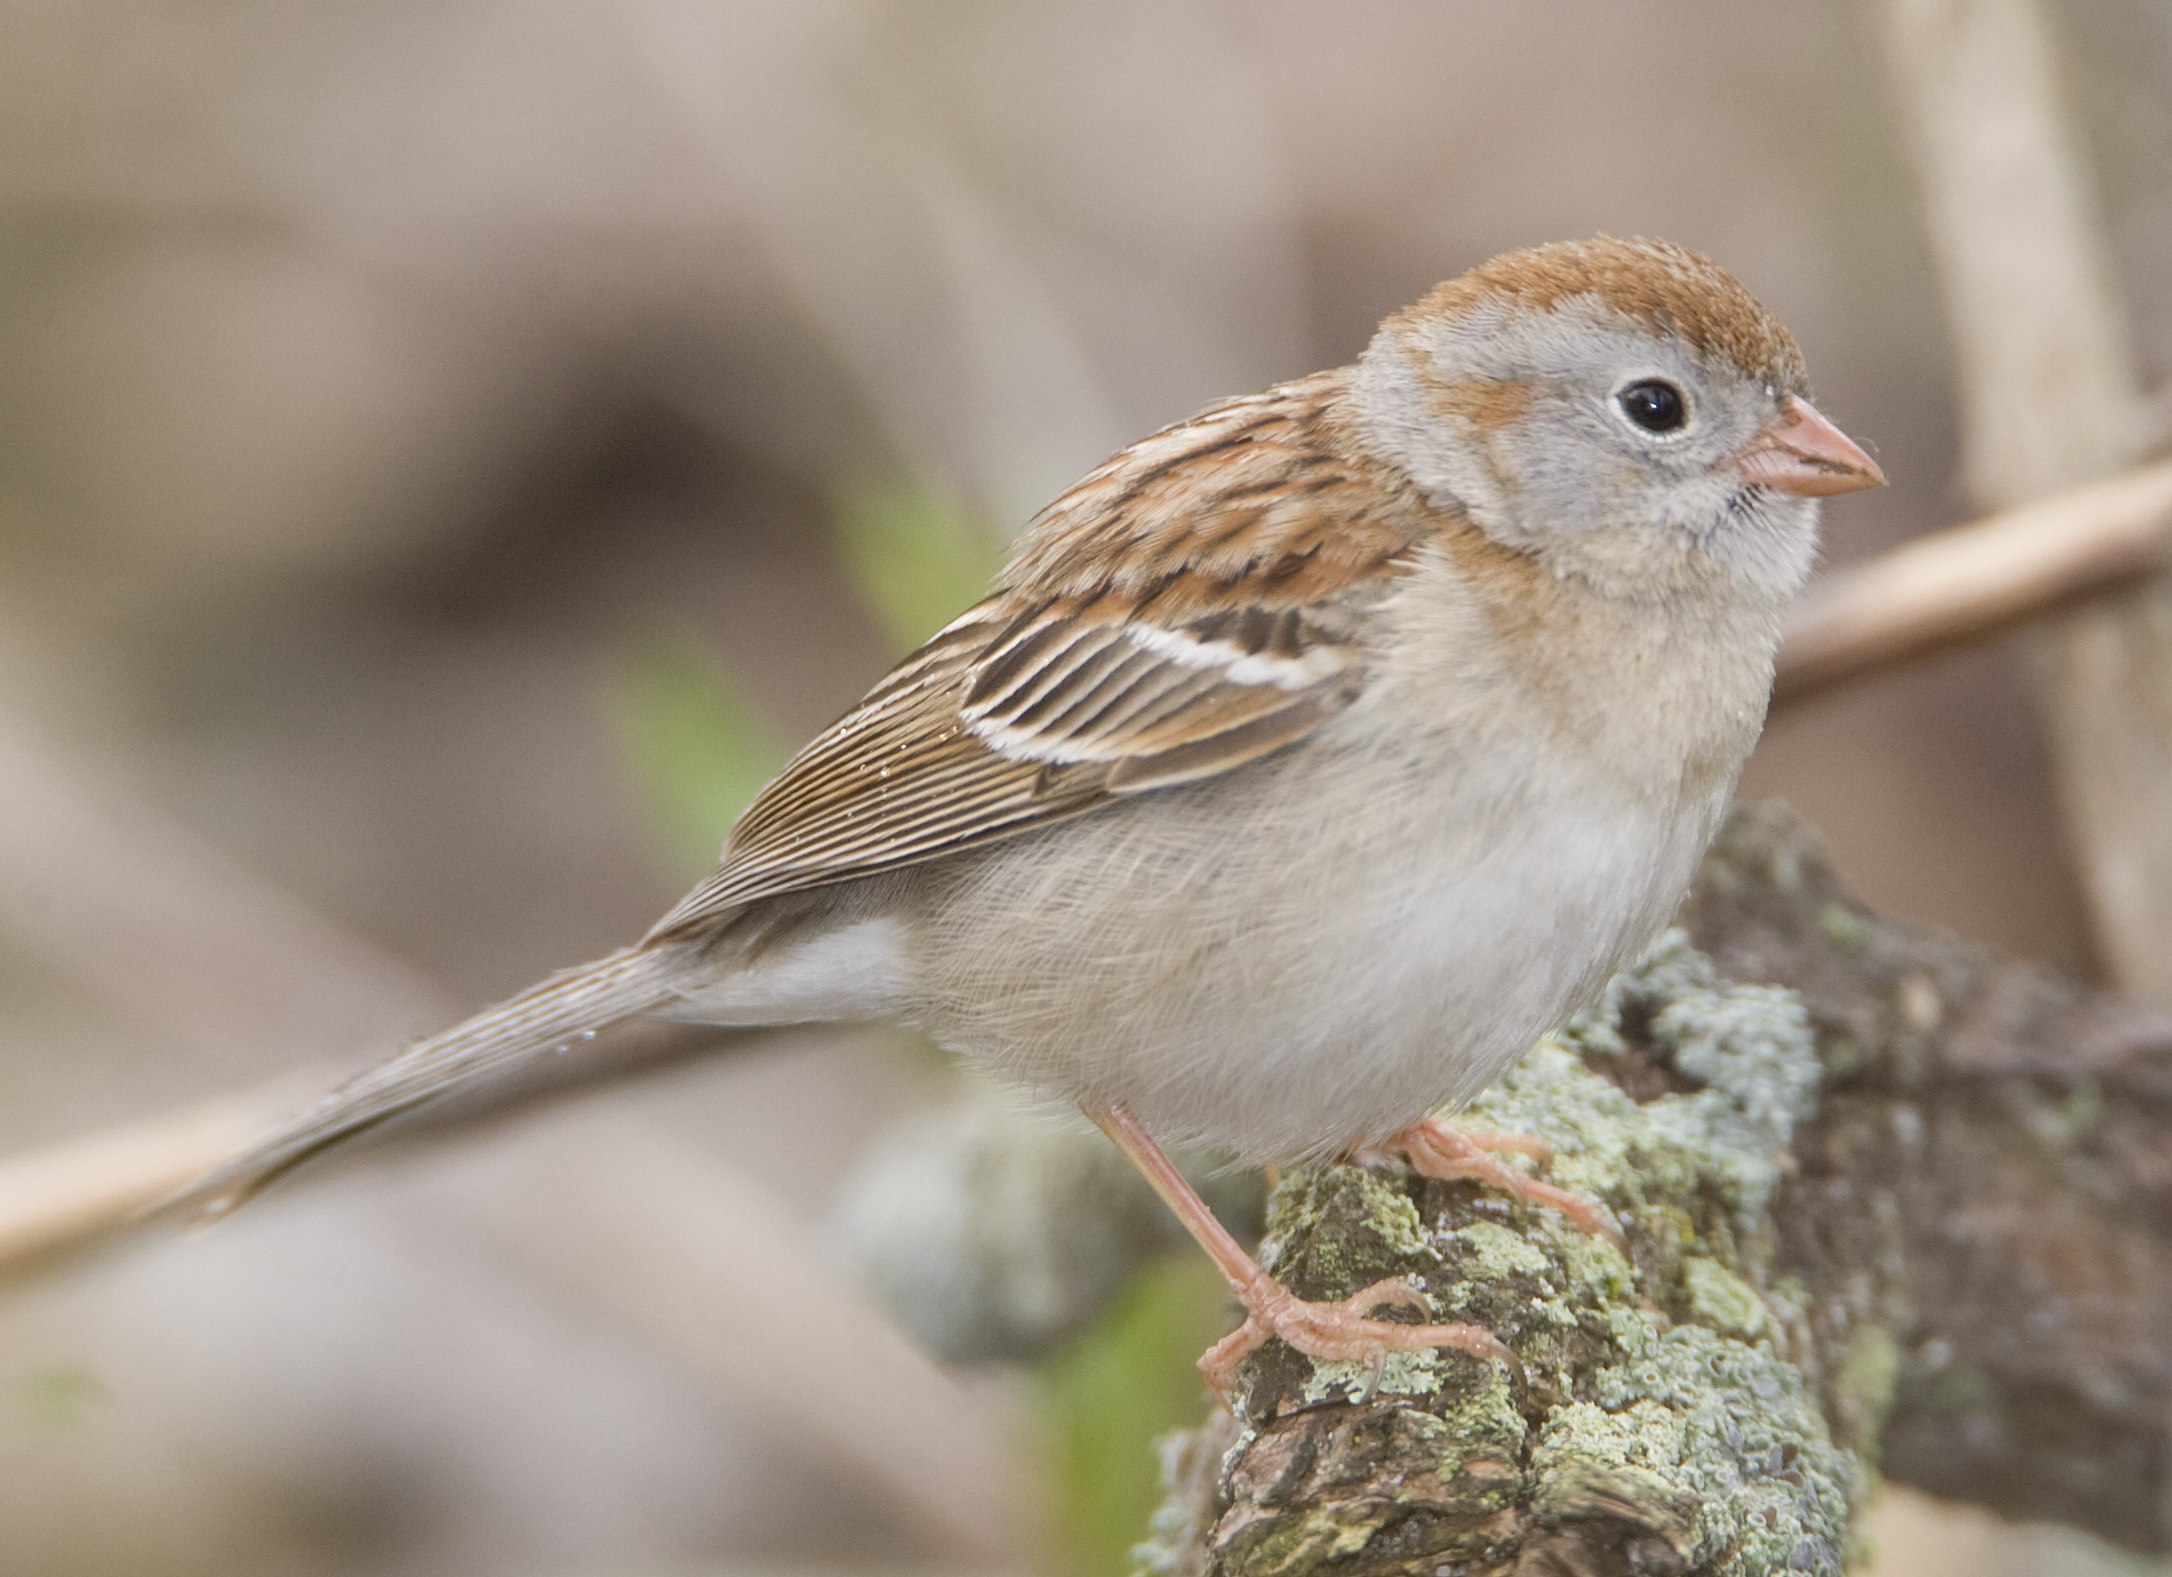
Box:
1876 0 2172 1002
1774 459 2172 709
0 1089 281 1273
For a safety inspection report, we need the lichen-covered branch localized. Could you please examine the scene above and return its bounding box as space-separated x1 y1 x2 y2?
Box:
1687 804 2172 1551
1137 803 2172 1575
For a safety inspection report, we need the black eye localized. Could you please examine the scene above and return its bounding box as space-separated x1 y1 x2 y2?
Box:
1618 379 1688 433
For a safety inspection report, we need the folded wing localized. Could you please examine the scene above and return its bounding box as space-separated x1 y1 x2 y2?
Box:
649 372 1423 938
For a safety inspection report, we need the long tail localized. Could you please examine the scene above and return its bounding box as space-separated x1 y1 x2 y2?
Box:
177 944 683 1218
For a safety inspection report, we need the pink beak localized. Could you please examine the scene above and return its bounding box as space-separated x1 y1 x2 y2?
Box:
1734 396 1885 497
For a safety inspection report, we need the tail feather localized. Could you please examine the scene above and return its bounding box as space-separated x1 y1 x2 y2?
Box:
178 945 681 1217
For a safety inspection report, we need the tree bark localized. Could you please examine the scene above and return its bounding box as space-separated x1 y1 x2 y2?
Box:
1137 803 2172 1576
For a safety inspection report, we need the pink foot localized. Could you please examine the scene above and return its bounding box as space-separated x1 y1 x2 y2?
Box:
1199 1274 1512 1406
1375 1116 1625 1248
1085 1102 1519 1412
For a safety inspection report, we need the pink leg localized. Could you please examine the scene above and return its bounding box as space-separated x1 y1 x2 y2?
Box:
1373 1116 1624 1248
1089 1104 1511 1407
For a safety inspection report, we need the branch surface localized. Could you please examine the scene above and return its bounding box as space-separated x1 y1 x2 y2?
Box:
1688 804 2172 1550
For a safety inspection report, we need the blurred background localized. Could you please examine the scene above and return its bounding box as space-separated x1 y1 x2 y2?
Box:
1 2 2168 1574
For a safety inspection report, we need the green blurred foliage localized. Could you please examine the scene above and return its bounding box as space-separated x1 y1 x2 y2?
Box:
606 481 1226 1575
830 477 1005 651
603 638 787 878
8 1362 106 1435
1038 1257 1229 1577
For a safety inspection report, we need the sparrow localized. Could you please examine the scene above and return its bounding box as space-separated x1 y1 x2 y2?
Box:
183 237 1882 1398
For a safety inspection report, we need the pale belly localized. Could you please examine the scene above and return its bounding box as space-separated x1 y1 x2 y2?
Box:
897 737 1723 1163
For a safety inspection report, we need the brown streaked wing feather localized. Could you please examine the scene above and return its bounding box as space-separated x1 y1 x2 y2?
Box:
642 606 1090 936
647 371 1425 940
956 597 1367 774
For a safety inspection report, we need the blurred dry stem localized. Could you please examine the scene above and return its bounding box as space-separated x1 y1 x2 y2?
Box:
1774 458 2172 707
1876 0 2172 1000
0 1091 279 1274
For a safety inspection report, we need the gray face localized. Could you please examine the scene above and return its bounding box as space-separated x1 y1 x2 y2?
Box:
1355 295 1824 605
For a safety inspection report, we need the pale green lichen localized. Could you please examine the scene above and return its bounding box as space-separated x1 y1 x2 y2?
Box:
1481 936 1850 1572
1433 1216 1634 1368
1539 1315 1851 1574
1424 1380 1530 1490
1261 1163 1436 1288
1298 1346 1456 1406
1684 1256 1770 1341
1144 931 1869 1576
1445 1218 1554 1285
1263 1165 1463 1405
1472 931 1820 1227
1219 1505 1379 1573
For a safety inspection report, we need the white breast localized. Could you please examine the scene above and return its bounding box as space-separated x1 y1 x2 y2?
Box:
898 718 1723 1164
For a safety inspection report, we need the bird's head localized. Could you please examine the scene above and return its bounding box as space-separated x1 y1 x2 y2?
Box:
1354 236 1882 603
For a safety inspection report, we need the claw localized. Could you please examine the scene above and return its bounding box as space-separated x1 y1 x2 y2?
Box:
1379 1117 1626 1249
1198 1273 1514 1405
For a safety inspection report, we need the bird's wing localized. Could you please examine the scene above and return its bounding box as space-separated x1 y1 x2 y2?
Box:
648 373 1426 938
